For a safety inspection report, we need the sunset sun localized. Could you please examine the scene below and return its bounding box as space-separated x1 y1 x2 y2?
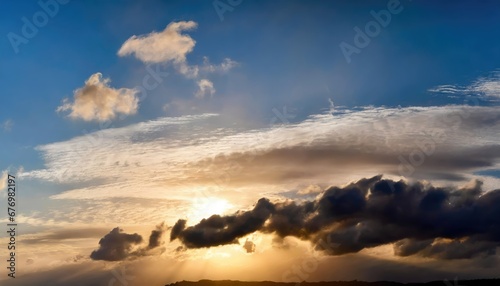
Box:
189 197 233 222
3 1 500 285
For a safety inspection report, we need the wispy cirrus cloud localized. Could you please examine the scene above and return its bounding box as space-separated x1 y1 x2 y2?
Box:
429 71 500 100
201 57 239 73
22 106 500 203
57 73 139 122
428 85 464 94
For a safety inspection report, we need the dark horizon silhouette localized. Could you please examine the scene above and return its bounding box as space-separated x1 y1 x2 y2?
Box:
165 279 500 286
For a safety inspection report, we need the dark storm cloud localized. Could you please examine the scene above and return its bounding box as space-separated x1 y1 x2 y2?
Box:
172 198 274 248
148 222 167 249
171 176 500 259
90 227 143 261
91 223 167 261
170 219 187 241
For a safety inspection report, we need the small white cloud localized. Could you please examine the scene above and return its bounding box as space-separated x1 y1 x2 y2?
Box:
202 57 239 73
118 21 239 101
118 21 198 78
220 58 239 72
177 62 199 78
1 119 13 132
195 79 215 99
16 166 24 175
57 73 139 122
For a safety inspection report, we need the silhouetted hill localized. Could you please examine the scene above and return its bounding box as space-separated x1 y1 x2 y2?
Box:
166 279 500 286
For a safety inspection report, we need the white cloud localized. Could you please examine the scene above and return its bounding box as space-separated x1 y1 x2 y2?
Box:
57 73 139 122
118 21 198 78
177 62 199 78
1 119 13 132
219 58 239 72
428 85 464 94
429 72 500 99
202 57 239 73
195 79 215 98
118 21 238 98
23 106 500 202
23 113 221 187
471 77 500 98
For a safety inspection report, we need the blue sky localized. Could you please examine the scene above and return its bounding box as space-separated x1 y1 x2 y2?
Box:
1 1 500 284
2 1 500 168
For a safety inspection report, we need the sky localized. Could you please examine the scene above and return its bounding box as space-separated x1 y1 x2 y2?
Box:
1 0 500 285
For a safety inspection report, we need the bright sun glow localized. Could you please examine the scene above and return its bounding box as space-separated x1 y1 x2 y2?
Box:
188 197 233 222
